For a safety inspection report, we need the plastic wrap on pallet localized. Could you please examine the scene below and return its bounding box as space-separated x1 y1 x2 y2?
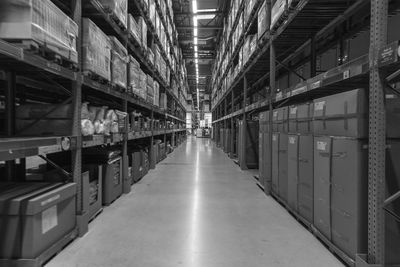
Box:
128 14 140 43
82 18 111 82
148 49 155 66
149 0 156 26
129 56 140 96
136 16 147 48
271 0 288 29
0 0 78 64
153 81 160 107
109 36 128 89
98 0 128 29
139 70 147 100
258 0 270 39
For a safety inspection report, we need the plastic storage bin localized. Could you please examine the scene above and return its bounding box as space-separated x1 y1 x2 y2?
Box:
0 182 76 259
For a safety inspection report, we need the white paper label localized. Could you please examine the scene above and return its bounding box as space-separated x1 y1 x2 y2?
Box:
317 141 328 151
273 135 277 141
289 136 296 144
290 107 297 115
314 101 325 111
273 111 278 118
42 205 58 234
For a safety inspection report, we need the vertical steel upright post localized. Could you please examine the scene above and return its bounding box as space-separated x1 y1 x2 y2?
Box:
241 74 248 170
4 71 16 182
367 0 388 264
150 108 155 169
122 99 130 194
230 90 235 158
71 0 87 237
310 36 317 77
267 40 276 195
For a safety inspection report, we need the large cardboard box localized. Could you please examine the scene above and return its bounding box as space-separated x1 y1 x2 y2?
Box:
0 0 78 64
288 103 312 134
287 134 298 211
258 0 270 39
109 36 128 89
298 135 314 224
98 0 128 29
82 19 111 82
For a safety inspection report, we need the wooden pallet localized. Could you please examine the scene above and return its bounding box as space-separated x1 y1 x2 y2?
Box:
83 70 111 85
0 228 78 267
11 39 79 71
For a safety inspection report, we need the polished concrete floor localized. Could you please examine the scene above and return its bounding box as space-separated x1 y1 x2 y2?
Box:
46 137 344 267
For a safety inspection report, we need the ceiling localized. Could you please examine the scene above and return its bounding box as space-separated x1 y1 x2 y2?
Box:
172 0 230 110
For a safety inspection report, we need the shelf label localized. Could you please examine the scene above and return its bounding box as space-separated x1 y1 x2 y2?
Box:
314 101 325 111
310 80 321 89
292 86 307 96
343 70 350 80
379 41 398 67
317 141 328 151
289 136 296 144
39 145 61 155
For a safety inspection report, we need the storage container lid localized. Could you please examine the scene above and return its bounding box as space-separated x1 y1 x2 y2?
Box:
0 183 75 215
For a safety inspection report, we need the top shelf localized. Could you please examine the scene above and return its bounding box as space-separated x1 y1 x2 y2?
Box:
212 0 373 110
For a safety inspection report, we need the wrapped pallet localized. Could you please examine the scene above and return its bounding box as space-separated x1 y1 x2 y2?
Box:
153 81 160 107
98 0 128 29
147 75 154 104
0 0 78 64
128 14 140 43
139 70 147 100
129 56 141 97
109 36 128 90
82 18 111 82
160 93 167 109
136 16 147 48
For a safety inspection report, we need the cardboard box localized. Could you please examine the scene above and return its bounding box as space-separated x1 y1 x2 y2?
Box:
258 0 270 39
109 36 128 89
82 19 111 82
0 0 78 64
98 0 128 29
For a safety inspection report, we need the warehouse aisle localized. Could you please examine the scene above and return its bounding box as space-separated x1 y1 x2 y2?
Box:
46 137 343 267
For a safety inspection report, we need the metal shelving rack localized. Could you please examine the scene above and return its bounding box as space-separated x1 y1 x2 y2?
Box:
0 0 187 265
211 0 400 266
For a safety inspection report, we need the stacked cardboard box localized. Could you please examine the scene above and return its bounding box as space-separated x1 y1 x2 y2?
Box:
109 36 128 90
82 18 111 82
258 0 270 39
0 0 79 64
136 16 147 48
147 75 154 104
128 14 141 43
129 56 140 97
153 81 160 107
98 0 128 29
139 70 147 100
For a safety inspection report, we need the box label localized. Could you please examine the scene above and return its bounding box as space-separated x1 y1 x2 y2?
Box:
273 111 278 118
273 135 277 141
317 141 328 151
289 136 296 144
42 205 58 234
290 107 297 115
314 101 325 111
